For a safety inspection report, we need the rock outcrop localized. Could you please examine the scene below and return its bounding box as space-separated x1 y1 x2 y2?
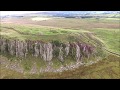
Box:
65 43 70 56
75 43 81 62
0 38 95 62
42 43 53 61
58 46 64 62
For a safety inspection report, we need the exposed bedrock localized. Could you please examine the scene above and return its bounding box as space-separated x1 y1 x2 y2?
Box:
0 38 95 62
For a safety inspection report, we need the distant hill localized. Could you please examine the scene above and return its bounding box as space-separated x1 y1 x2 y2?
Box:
24 11 120 17
1 11 120 18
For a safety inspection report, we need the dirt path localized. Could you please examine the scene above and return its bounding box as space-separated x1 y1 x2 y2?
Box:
104 48 120 57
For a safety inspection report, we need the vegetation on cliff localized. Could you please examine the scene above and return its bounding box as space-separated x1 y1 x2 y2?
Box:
0 14 119 79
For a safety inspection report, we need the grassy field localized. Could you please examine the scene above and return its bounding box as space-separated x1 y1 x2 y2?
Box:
29 17 119 29
90 28 120 54
1 17 119 30
1 23 99 44
0 17 120 79
0 54 119 79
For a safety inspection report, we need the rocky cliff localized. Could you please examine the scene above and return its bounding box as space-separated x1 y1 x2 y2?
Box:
0 38 95 62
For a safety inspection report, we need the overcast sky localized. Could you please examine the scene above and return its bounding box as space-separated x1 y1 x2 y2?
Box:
0 11 44 16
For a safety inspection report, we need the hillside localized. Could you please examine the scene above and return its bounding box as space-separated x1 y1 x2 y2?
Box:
0 12 120 79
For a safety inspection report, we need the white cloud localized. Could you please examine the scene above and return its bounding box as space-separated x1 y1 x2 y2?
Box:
0 11 46 16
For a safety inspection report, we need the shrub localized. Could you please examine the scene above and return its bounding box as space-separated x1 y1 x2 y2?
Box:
53 48 60 57
69 46 76 59
61 30 68 33
68 36 77 42
61 43 66 49
50 30 58 33
52 40 62 47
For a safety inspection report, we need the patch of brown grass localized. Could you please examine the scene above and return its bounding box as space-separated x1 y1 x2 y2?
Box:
2 18 119 30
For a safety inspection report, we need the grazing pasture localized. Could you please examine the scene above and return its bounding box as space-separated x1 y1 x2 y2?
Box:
0 16 119 79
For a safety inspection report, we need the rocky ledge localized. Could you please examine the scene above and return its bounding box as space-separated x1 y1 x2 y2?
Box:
0 38 95 62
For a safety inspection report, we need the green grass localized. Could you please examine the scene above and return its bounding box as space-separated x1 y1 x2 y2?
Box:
90 28 120 54
52 59 63 69
1 17 119 79
1 23 99 45
51 56 76 69
1 23 86 35
1 54 119 79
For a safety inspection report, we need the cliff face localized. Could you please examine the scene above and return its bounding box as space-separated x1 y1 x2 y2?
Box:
0 38 95 62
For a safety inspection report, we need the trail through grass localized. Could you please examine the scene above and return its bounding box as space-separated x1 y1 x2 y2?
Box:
90 28 120 54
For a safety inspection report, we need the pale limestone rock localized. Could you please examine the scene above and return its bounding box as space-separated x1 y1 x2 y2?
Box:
75 43 81 62
65 43 70 56
58 46 64 62
34 42 40 57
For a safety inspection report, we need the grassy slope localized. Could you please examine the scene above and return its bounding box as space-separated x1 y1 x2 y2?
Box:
2 18 118 53
90 28 120 54
0 17 119 79
0 54 119 79
0 23 97 44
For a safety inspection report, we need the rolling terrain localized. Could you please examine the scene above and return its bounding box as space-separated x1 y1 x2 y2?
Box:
0 12 120 79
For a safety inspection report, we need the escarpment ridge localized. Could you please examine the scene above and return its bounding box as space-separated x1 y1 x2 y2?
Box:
0 38 96 62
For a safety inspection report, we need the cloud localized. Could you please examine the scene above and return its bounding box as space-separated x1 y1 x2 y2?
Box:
0 11 46 16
